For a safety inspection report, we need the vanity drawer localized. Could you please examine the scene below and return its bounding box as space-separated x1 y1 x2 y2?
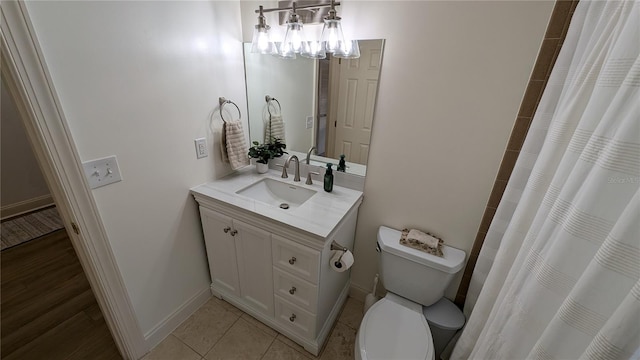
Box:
275 296 316 340
272 235 320 284
273 267 318 312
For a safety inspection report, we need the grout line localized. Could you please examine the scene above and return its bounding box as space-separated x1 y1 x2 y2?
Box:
169 333 203 358
201 314 242 358
258 335 277 360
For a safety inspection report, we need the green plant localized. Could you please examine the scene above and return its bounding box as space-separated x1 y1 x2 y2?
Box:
248 138 287 164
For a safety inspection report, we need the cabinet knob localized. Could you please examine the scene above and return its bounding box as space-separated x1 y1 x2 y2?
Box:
289 286 297 295
223 227 231 233
230 229 238 236
288 256 296 265
289 314 296 322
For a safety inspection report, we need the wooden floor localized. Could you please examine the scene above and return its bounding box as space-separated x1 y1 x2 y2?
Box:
1 229 122 360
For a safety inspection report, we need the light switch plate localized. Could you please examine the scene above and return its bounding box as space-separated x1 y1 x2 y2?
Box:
306 116 314 129
195 138 208 159
82 155 122 189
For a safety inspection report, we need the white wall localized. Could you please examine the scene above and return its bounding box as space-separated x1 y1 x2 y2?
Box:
338 1 554 298
1 78 51 211
24 1 247 336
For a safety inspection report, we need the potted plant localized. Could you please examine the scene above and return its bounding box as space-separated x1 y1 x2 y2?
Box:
248 137 287 173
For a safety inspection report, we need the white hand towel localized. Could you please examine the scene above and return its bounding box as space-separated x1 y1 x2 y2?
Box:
264 114 286 144
222 120 249 170
407 229 439 248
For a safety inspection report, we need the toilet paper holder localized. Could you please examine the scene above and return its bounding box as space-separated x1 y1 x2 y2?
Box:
331 240 348 262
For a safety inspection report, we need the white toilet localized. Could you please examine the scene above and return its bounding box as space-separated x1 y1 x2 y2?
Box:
356 226 467 360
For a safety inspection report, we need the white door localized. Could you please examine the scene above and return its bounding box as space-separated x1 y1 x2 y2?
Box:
199 207 240 297
233 219 274 317
332 40 382 164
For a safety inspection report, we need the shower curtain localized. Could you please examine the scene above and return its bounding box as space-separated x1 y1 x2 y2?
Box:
451 1 639 359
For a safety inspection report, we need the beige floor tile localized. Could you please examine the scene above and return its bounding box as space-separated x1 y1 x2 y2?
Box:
262 339 310 360
276 334 318 359
172 298 240 356
142 335 201 360
319 322 356 360
338 297 364 330
209 296 243 316
204 317 275 360
241 313 278 337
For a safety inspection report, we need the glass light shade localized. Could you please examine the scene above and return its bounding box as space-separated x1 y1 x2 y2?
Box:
250 25 274 54
334 39 360 59
301 40 326 59
320 18 346 53
272 42 296 59
281 22 306 57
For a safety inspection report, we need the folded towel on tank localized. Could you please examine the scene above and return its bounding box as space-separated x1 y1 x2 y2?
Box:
399 228 444 257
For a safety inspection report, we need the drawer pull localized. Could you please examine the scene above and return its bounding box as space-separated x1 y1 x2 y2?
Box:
289 286 297 295
223 227 231 233
289 314 296 322
230 229 238 236
288 256 297 265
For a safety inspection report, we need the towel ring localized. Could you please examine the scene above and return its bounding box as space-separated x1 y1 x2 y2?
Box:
219 97 241 123
265 95 281 117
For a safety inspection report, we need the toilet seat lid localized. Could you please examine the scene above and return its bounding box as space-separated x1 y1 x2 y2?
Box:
359 294 434 360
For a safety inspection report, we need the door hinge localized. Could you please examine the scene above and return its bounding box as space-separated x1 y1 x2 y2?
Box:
71 222 80 235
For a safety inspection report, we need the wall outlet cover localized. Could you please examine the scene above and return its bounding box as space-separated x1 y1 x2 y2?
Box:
306 116 314 129
195 138 208 159
82 155 122 189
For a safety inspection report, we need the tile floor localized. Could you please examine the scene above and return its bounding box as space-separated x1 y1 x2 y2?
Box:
142 296 364 360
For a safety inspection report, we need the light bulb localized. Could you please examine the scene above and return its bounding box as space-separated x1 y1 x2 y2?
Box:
321 18 345 54
257 31 270 52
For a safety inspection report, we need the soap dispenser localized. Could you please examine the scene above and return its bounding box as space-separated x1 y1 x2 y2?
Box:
324 163 334 192
337 155 346 172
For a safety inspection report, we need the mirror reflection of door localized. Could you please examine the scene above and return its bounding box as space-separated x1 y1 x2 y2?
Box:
321 40 382 165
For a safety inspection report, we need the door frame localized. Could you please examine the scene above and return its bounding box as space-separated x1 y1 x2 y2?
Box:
1 3 147 359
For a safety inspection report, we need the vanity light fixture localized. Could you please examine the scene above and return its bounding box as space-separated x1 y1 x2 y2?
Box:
250 0 359 59
280 3 308 59
251 6 275 54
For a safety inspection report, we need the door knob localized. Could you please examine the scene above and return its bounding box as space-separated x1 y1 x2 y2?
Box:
289 314 296 322
223 227 231 233
289 286 297 295
288 256 296 265
230 229 238 236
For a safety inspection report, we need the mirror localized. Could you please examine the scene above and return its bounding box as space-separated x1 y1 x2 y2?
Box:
243 39 385 176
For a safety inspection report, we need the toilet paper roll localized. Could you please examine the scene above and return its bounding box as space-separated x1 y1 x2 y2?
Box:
330 250 354 272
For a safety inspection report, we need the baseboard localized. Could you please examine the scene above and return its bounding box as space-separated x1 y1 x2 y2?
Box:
143 287 211 350
1 195 54 220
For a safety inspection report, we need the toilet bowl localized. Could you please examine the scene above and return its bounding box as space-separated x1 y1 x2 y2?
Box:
356 226 466 360
355 293 435 360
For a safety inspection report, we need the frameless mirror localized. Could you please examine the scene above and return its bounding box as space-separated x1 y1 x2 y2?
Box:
243 39 385 176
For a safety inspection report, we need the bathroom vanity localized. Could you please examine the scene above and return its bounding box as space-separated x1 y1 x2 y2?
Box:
191 167 363 355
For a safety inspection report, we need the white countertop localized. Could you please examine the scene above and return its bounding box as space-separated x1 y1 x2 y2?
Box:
191 167 364 239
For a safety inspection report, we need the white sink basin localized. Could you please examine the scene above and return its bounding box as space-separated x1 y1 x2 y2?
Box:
236 178 317 208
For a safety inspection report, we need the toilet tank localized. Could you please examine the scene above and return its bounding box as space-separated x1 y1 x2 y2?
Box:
377 226 466 307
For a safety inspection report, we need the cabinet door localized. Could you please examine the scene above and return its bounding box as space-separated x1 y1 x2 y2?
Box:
199 207 240 297
234 219 274 317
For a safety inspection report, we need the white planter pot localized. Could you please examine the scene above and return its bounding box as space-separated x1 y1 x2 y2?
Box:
256 162 269 174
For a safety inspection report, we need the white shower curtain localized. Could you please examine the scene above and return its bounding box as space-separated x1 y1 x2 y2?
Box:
451 1 639 359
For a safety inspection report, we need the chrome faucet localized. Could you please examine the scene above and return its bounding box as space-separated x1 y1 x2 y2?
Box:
281 155 301 182
306 146 317 165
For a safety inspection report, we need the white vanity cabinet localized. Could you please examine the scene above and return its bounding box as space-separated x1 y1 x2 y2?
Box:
192 172 363 356
199 207 274 317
